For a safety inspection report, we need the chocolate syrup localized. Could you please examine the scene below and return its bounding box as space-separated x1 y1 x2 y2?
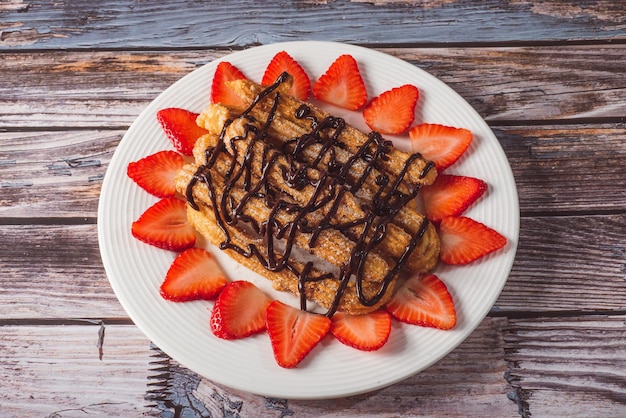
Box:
186 72 433 317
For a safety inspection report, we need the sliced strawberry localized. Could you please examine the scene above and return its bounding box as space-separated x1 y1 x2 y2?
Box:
266 301 331 368
210 61 248 108
127 150 185 198
131 197 196 251
262 51 311 101
362 84 419 135
421 174 488 223
438 216 507 265
330 309 391 351
157 108 209 156
409 123 473 171
386 274 456 330
160 248 227 302
312 54 367 110
210 281 272 340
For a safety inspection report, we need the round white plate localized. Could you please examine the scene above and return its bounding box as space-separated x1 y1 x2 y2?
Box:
98 41 519 399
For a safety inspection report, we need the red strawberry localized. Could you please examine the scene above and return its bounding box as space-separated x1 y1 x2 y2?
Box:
386 274 456 330
330 309 391 351
157 108 209 156
131 197 196 251
421 174 488 223
262 51 311 101
362 84 419 135
211 61 248 108
312 54 367 110
160 248 227 302
438 216 507 265
210 281 272 340
266 301 331 368
127 150 185 198
409 123 473 171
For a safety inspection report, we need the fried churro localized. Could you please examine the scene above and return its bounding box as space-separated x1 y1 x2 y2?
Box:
176 72 439 316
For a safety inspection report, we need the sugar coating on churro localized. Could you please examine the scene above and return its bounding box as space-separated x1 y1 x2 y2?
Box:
175 73 440 316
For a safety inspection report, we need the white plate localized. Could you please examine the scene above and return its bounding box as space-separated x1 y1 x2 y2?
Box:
98 41 519 399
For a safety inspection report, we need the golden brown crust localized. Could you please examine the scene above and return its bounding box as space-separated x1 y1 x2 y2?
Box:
175 78 440 315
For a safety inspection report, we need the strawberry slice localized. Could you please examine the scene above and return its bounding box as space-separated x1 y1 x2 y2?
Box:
385 274 456 330
421 174 488 223
312 54 367 110
330 309 391 351
210 61 248 108
210 281 272 340
438 216 507 265
266 301 331 368
362 84 419 135
262 51 311 101
160 248 227 302
156 108 209 156
131 197 196 251
127 150 185 198
409 123 473 171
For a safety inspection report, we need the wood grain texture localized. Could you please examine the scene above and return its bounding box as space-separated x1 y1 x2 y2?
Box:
0 213 623 319
1 0 625 49
0 320 519 417
503 316 626 417
1 124 624 219
1 47 624 129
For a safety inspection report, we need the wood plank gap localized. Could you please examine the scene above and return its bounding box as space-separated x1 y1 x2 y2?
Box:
488 116 626 127
0 318 134 326
0 217 98 225
489 309 626 319
0 125 130 133
520 208 626 218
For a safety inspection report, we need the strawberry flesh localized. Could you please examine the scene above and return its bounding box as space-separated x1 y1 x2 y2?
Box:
409 123 473 171
160 247 227 302
330 309 391 351
262 51 311 101
313 54 367 110
131 197 196 251
363 84 419 135
211 61 248 108
421 174 487 223
439 216 507 265
127 150 185 198
266 301 331 368
157 108 209 156
386 274 456 330
210 281 272 340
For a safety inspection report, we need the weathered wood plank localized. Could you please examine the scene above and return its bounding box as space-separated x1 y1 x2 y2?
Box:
0 213 624 319
1 0 625 50
503 316 626 417
1 124 624 219
0 319 519 417
1 47 624 128
0 324 153 416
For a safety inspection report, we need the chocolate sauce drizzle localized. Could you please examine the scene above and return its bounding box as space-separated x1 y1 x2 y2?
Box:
186 72 434 317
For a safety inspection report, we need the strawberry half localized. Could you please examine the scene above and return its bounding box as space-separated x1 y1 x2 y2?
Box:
438 216 507 265
330 309 391 351
160 248 227 302
386 274 456 330
157 108 209 156
127 150 185 198
421 174 488 223
362 84 419 135
312 54 367 110
409 123 473 171
210 281 272 340
262 51 311 101
266 301 331 368
131 197 196 251
211 61 248 108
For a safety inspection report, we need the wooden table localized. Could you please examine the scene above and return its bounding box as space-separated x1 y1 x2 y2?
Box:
1 1 625 416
